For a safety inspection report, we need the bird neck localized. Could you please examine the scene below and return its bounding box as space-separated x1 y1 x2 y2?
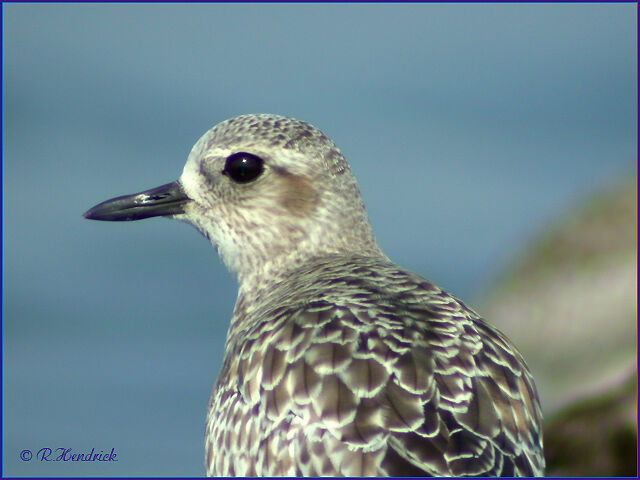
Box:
234 238 386 293
225 248 387 351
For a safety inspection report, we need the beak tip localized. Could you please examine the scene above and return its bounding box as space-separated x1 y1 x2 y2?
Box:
83 204 109 221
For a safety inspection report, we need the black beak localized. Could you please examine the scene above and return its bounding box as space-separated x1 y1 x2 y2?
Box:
83 181 191 221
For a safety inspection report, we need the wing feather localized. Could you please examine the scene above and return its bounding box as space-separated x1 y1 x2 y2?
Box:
205 260 545 476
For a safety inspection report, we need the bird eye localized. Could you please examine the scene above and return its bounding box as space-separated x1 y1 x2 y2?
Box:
222 152 264 184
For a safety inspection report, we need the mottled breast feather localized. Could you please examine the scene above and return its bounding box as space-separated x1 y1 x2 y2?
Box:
204 255 545 476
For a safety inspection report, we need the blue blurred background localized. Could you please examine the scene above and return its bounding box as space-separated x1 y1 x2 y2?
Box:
2 4 636 476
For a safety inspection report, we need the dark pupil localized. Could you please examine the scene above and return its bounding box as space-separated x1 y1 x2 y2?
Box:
223 152 264 183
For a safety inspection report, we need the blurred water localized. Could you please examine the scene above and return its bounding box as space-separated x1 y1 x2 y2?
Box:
2 4 636 476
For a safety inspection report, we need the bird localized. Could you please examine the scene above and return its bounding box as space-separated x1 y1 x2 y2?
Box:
84 114 545 476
